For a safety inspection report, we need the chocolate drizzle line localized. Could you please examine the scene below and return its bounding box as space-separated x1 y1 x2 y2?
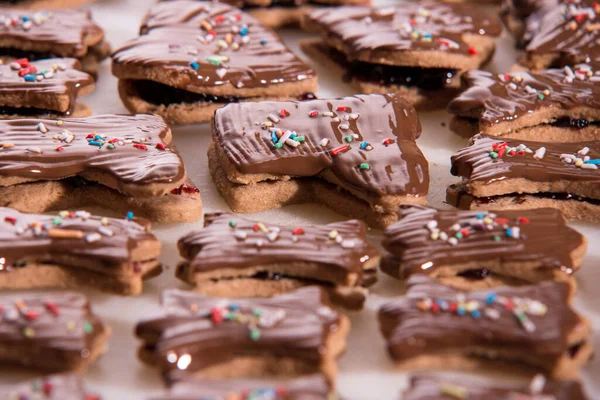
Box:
177 212 378 285
135 287 341 377
382 205 583 280
213 93 429 198
307 1 502 64
112 1 315 94
379 276 584 364
0 114 186 196
0 207 158 276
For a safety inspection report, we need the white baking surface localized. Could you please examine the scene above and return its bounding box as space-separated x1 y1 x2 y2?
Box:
0 0 598 398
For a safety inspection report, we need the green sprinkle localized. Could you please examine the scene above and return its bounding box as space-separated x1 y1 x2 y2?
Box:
229 220 236 228
455 232 463 239
293 136 305 142
226 312 236 320
538 94 544 100
107 144 115 150
253 308 262 317
345 136 353 143
31 380 41 391
52 217 62 226
274 142 283 149
490 151 498 159
359 163 370 170
206 57 222 66
493 235 501 241
249 328 261 341
83 322 94 334
517 313 526 321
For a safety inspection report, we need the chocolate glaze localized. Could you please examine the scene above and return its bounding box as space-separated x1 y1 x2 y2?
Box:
112 1 315 93
526 1 600 67
0 374 98 400
213 93 429 198
379 276 583 363
0 9 104 58
451 135 600 197
307 2 502 63
0 114 186 196
0 58 93 113
152 375 330 400
382 205 583 279
448 69 600 128
0 207 158 276
178 212 378 285
0 291 106 366
135 287 341 378
403 374 588 400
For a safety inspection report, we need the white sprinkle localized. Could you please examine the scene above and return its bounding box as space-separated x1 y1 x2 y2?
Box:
36 123 48 133
578 147 590 156
285 139 300 148
581 163 598 170
335 235 343 244
484 308 500 319
351 133 359 139
440 232 448 241
43 71 54 79
510 227 521 239
508 83 518 90
530 375 546 394
234 231 247 240
215 68 227 79
322 112 334 117
319 138 330 146
36 75 44 81
26 147 42 154
75 211 91 219
533 147 546 160
332 117 340 123
339 123 350 130
426 220 438 230
448 237 458 246
267 231 279 242
349 113 359 119
9 62 20 70
278 130 293 144
267 113 280 123
341 240 356 248
241 36 250 44
85 233 102 243
450 223 461 231
525 85 537 94
98 227 114 237
256 239 264 247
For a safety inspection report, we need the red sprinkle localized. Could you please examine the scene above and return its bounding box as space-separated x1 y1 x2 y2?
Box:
108 138 120 144
309 110 319 117
133 144 147 151
517 150 525 156
508 150 517 156
86 133 95 139
468 47 477 55
431 303 440 313
460 228 469 237
55 146 63 152
4 216 16 225
504 299 514 311
156 143 167 150
504 74 511 81
253 224 260 231
575 13 585 23
235 14 242 21
517 216 530 224
330 145 350 156
495 217 509 224
45 302 60 316
292 228 304 235
409 19 416 26
14 58 30 67
208 30 216 37
276 387 288 397
336 106 347 112
43 382 53 395
383 138 393 146
449 303 458 313
211 307 223 324
497 147 506 158
18 66 36 77
24 310 40 321
279 109 289 118
214 15 225 23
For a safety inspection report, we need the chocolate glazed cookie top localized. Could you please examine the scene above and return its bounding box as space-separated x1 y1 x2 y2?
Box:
448 68 600 126
0 9 103 57
0 58 93 112
0 207 157 274
307 1 502 62
526 1 600 65
451 135 600 188
0 374 97 400
155 375 330 400
213 94 429 198
112 1 315 92
0 114 185 194
178 213 378 284
0 291 105 355
379 276 582 360
404 374 588 400
382 205 584 279
136 287 341 375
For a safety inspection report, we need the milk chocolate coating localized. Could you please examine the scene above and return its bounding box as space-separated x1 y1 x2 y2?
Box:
0 207 158 276
178 212 378 285
451 135 600 196
526 1 600 66
152 375 330 400
0 9 104 57
0 374 98 400
306 1 502 63
213 93 429 198
403 374 588 400
0 291 106 363
136 287 341 377
0 114 185 196
382 205 584 279
0 58 93 113
379 276 582 362
447 69 600 127
112 1 315 93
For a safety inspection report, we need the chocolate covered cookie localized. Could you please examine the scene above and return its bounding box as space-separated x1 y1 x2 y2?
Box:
403 374 589 400
301 2 502 110
176 212 379 309
0 291 109 372
379 276 593 379
448 135 600 222
500 0 559 47
0 114 202 222
0 374 100 400
0 58 94 120
0 208 163 295
152 375 333 400
381 205 586 290
448 68 600 142
136 287 349 385
0 8 110 78
210 93 429 229
112 0 317 125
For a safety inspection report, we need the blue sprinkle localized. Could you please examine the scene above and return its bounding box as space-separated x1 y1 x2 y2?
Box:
476 213 485 219
126 211 134 220
190 61 200 70
271 131 278 143
88 140 103 147
289 133 297 139
240 26 248 36
457 307 466 316
260 39 267 45
585 159 600 165
359 141 368 149
22 16 30 22
24 75 36 82
485 293 496 304
506 228 513 237
94 135 104 141
228 304 240 311
471 310 482 318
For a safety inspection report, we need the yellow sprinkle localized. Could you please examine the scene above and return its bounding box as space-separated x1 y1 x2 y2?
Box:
67 321 76 331
101 217 109 226
257 223 268 233
56 120 64 126
586 23 600 31
23 327 36 338
1 143 15 149
47 229 85 239
570 21 578 30
328 230 338 240
439 383 468 399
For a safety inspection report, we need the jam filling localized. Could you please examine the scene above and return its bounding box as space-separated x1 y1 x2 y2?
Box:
551 117 596 130
474 192 600 206
132 80 315 106
0 106 68 117
0 47 60 61
457 269 491 280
